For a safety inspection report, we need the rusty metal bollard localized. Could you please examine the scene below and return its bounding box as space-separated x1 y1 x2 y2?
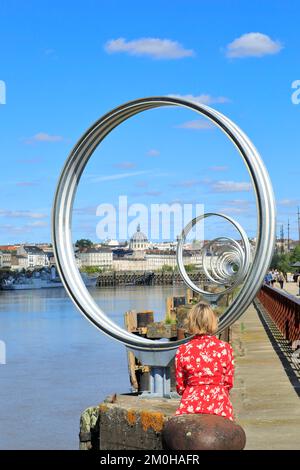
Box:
162 414 246 450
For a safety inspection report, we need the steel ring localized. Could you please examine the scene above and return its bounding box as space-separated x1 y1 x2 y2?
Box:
51 96 276 350
176 213 251 297
201 236 245 286
206 239 245 282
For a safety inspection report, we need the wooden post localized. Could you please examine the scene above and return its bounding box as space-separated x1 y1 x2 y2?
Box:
186 288 193 304
165 296 173 321
177 328 186 340
124 311 138 391
136 311 154 328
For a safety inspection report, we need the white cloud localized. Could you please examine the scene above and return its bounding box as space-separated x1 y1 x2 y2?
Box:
176 119 214 130
44 48 55 56
104 37 195 59
135 180 148 188
168 94 230 105
172 179 202 188
90 170 150 183
25 132 64 144
0 220 48 235
277 198 299 207
27 220 48 227
220 206 249 215
143 191 162 197
209 166 228 172
226 32 283 58
0 224 23 234
0 209 47 219
16 181 37 187
73 205 98 215
147 149 160 157
218 199 256 216
221 199 251 207
114 161 136 169
211 180 252 193
17 157 43 164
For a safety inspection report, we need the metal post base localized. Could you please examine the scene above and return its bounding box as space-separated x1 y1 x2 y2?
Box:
138 364 181 399
127 347 179 398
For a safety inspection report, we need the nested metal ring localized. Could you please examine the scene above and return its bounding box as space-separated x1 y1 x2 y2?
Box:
202 236 245 286
176 213 251 296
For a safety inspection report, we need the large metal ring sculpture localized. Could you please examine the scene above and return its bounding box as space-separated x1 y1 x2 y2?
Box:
51 96 276 351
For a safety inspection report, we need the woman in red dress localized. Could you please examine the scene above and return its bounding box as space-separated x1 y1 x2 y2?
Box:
175 302 234 421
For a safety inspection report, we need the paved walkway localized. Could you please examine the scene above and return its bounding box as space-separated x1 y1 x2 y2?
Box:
231 304 300 449
282 281 300 298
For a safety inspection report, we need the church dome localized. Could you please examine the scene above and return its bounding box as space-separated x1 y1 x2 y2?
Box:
129 225 149 251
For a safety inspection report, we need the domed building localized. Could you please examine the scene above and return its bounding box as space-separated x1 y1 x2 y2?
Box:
129 224 149 251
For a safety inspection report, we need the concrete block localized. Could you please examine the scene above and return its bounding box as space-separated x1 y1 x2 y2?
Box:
98 394 179 450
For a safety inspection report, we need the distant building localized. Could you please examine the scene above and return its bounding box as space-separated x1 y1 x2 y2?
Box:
17 245 47 268
182 240 205 251
129 225 149 251
112 248 133 258
44 251 56 266
79 248 113 269
275 238 297 254
113 257 147 272
106 239 120 248
36 243 53 253
145 251 177 270
150 241 178 251
112 249 202 272
10 255 27 270
0 251 12 269
98 240 128 250
0 245 20 252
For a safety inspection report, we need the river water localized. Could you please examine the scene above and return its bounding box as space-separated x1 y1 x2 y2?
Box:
0 285 185 449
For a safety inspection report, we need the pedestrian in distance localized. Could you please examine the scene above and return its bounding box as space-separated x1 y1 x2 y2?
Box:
278 272 284 289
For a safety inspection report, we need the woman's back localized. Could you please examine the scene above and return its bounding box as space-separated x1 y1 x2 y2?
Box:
176 334 234 385
175 334 234 420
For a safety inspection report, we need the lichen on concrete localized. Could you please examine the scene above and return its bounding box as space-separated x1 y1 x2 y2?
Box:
140 410 164 432
126 409 137 426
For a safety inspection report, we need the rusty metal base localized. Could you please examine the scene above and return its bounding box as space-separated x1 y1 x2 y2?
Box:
162 414 246 450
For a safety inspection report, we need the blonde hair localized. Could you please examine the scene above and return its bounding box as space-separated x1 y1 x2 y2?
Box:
185 301 218 335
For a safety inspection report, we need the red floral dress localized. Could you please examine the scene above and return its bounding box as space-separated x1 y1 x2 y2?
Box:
175 334 234 421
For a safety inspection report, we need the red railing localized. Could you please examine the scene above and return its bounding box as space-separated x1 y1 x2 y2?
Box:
257 285 300 342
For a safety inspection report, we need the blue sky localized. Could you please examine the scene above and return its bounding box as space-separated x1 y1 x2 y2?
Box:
0 0 299 244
